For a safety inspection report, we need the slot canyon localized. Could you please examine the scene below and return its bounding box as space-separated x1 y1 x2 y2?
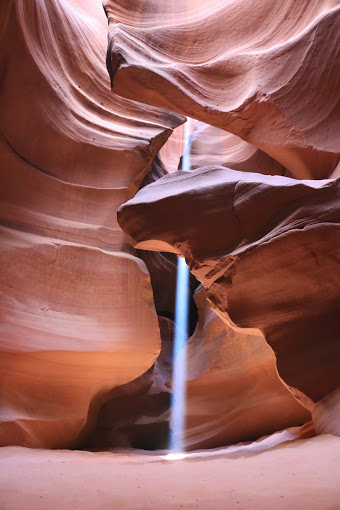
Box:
0 0 339 508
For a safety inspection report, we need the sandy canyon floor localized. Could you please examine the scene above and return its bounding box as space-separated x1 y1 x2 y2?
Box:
1 434 339 510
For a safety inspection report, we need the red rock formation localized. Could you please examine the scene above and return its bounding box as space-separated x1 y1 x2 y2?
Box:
118 167 340 405
105 0 340 179
2 0 339 452
0 0 183 448
312 388 340 437
90 283 310 451
190 123 286 176
88 156 199 451
160 124 187 174
89 316 173 450
160 119 197 174
179 286 310 450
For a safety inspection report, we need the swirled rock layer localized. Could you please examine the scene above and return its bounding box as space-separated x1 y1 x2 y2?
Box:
0 0 183 448
105 0 340 179
190 123 286 176
178 286 310 449
118 167 340 403
312 388 340 437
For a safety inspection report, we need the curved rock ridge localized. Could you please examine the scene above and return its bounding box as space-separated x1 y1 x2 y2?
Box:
312 388 340 437
0 230 160 448
105 0 340 179
190 122 287 176
159 119 197 174
137 154 200 335
159 124 187 174
176 285 310 450
0 0 184 448
118 167 340 403
91 285 311 451
88 316 174 450
87 151 199 452
1 0 183 190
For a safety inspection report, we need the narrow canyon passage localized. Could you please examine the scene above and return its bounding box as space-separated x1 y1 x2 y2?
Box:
0 0 339 508
169 117 193 456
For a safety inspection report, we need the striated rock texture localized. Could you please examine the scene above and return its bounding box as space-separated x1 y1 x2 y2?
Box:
118 167 340 405
90 284 311 451
312 388 340 437
0 0 184 448
88 157 199 451
159 119 197 174
178 286 310 450
88 316 174 450
2 0 339 452
190 123 286 176
159 124 187 174
105 0 340 179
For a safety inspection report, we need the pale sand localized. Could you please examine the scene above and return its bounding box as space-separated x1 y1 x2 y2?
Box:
1 435 339 510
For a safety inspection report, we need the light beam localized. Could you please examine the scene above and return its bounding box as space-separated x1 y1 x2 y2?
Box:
169 118 192 455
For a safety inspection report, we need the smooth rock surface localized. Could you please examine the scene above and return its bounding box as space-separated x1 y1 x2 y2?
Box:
118 167 340 403
88 316 173 451
190 122 287 176
2 0 339 457
106 0 340 179
178 286 310 450
312 388 340 437
0 0 183 448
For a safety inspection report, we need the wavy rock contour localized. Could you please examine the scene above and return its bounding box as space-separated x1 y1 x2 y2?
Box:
176 285 310 449
0 0 183 448
118 167 340 404
105 0 340 179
